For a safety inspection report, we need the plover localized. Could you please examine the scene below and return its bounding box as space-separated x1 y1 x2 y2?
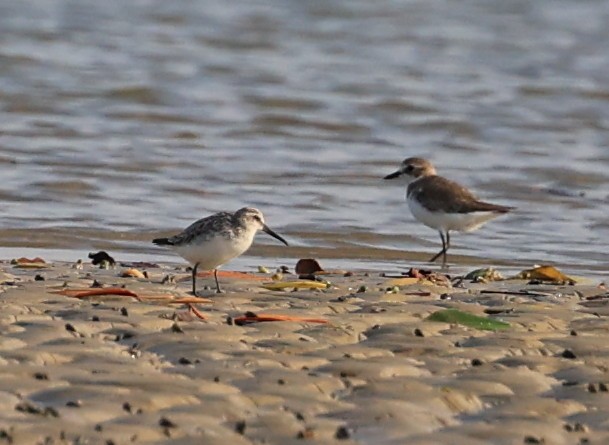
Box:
384 157 513 265
153 207 288 294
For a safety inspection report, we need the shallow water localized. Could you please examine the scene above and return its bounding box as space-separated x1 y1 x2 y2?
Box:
1 0 609 274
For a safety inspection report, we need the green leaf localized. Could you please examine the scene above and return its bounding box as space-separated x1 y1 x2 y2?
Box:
426 309 510 331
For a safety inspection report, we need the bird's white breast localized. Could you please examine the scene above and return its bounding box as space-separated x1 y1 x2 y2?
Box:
173 230 256 270
407 195 499 232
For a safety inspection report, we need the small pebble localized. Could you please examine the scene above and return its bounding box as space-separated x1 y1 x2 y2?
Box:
561 349 577 359
414 328 424 337
335 426 351 440
297 428 315 439
120 307 129 317
66 400 82 408
178 357 192 365
235 420 246 435
471 358 483 367
159 417 177 428
34 274 45 281
65 323 76 333
523 435 544 444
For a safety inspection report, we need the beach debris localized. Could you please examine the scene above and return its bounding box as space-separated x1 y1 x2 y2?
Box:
561 349 577 359
426 309 510 331
335 426 351 440
257 265 270 274
295 258 324 275
88 251 116 266
511 265 575 284
120 268 147 279
297 427 315 439
15 401 59 417
235 420 246 435
51 287 212 307
463 267 504 283
11 257 48 269
72 259 84 270
159 417 178 428
385 268 451 288
233 311 329 325
53 287 142 301
119 261 159 268
261 280 330 291
187 303 207 320
195 270 267 281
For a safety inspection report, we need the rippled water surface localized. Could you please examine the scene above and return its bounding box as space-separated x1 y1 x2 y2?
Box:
1 0 609 273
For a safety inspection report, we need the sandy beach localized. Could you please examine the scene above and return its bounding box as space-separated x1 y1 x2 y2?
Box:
0 257 606 444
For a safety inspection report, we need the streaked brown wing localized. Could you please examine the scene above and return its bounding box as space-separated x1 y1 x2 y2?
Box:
408 176 511 214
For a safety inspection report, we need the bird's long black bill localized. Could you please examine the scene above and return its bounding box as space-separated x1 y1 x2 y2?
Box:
262 225 289 246
384 170 402 180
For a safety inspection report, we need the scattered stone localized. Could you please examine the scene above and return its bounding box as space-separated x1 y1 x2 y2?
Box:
159 417 177 428
297 428 315 439
561 349 577 359
235 420 246 435
335 426 351 440
15 401 59 417
33 372 48 380
523 435 544 444
34 274 45 281
120 307 129 317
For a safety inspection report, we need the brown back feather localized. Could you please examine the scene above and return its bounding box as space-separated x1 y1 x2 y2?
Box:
407 176 513 214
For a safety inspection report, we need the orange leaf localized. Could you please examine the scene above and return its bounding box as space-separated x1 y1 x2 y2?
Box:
52 288 142 301
233 313 328 326
188 304 208 320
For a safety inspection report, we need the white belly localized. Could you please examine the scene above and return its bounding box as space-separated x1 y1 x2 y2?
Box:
173 233 254 270
407 196 499 232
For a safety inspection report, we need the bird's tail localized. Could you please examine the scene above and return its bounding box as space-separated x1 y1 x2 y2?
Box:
152 237 173 246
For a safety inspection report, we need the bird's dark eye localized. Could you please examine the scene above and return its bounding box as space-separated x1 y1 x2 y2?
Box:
253 215 261 221
405 165 414 173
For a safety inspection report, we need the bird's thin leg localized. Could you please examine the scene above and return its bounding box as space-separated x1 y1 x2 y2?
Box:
214 269 222 293
443 231 450 266
192 263 199 295
429 231 447 263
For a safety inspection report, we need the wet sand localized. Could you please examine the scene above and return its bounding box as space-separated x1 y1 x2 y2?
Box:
0 259 608 444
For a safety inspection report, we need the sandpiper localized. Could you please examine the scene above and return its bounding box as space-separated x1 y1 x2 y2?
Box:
384 157 513 265
153 207 288 294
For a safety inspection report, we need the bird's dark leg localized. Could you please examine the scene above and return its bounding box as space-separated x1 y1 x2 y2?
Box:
443 231 450 266
213 269 222 294
429 231 447 263
192 263 199 295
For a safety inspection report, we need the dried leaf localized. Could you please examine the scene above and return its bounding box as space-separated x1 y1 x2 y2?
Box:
261 280 329 290
512 265 575 284
233 312 328 325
